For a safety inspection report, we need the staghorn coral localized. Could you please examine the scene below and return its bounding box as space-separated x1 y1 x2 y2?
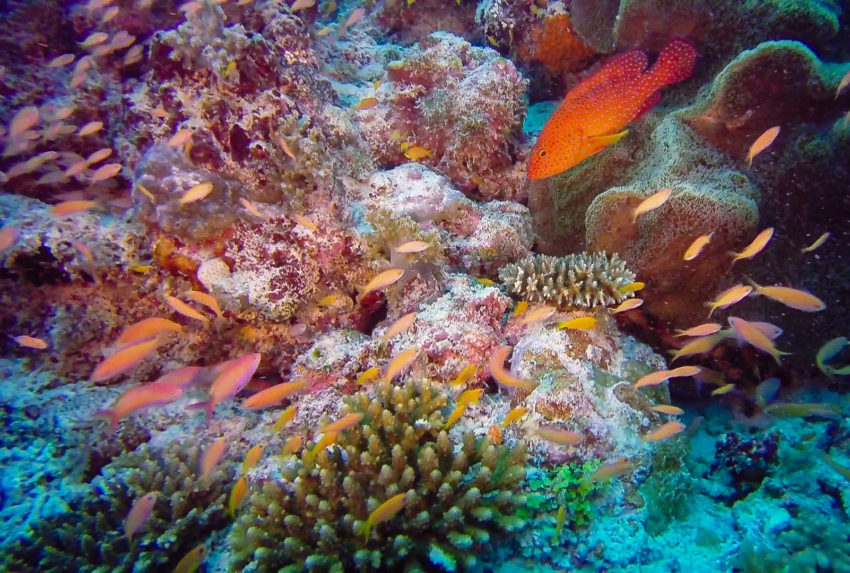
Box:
229 378 528 571
498 252 636 309
1 439 235 572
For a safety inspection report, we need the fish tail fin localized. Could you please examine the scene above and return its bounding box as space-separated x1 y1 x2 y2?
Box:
187 401 213 421
647 37 698 87
741 274 761 292
363 522 372 545
93 409 119 432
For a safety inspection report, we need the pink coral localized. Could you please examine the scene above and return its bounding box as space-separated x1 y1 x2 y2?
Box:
355 33 529 201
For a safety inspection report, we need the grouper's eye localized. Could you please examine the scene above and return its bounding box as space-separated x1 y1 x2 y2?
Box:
538 150 547 158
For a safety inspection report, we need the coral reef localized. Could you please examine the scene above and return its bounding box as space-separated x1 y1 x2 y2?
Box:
710 432 780 503
1 440 235 572
498 252 636 309
531 111 759 325
356 163 534 278
229 379 528 571
355 32 529 201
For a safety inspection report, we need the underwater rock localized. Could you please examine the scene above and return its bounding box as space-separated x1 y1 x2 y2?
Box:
374 0 479 45
134 145 246 239
143 2 371 204
358 164 534 277
355 32 529 201
192 215 362 322
501 314 670 465
683 41 847 160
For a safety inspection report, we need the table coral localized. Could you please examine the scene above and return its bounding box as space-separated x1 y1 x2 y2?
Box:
1 440 235 572
229 379 528 571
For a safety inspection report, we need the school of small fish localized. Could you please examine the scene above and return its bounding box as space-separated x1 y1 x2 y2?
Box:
0 3 847 567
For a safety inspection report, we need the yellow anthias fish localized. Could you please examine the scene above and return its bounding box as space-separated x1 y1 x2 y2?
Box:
356 367 381 385
746 126 780 167
706 285 752 318
382 348 419 382
450 364 477 386
618 281 645 294
684 233 712 261
730 228 774 264
241 443 266 472
502 406 527 427
272 405 297 432
632 188 671 223
800 232 829 253
556 316 597 330
363 493 408 543
179 182 214 205
404 145 432 161
443 403 469 429
746 278 826 312
228 477 248 516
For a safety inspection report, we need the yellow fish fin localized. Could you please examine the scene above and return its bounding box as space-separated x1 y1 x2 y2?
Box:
585 129 629 151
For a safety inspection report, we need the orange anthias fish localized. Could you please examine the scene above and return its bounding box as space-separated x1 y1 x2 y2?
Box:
528 38 697 179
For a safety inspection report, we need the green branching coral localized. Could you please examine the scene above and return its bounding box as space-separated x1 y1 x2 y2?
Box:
229 379 528 572
498 252 636 309
1 440 235 572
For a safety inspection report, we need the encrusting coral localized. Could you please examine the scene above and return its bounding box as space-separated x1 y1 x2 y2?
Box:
1 439 235 572
229 379 528 571
498 252 636 309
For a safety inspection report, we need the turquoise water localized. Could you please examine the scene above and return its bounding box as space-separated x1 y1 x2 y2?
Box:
1 0 849 571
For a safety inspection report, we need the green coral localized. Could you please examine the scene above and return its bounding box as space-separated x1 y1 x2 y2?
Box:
229 379 528 571
498 252 636 309
523 461 603 535
1 440 235 572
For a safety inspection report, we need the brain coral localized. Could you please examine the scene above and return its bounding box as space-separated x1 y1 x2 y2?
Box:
229 379 528 571
498 252 636 309
1 440 234 572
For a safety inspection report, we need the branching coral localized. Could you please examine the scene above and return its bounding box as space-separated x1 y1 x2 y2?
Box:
229 379 528 571
1 440 235 572
498 252 636 309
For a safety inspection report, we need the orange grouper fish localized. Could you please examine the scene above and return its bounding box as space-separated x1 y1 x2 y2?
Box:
528 38 698 180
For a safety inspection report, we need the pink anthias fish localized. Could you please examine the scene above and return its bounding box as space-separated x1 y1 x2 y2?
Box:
95 382 183 431
188 353 262 420
125 492 157 541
